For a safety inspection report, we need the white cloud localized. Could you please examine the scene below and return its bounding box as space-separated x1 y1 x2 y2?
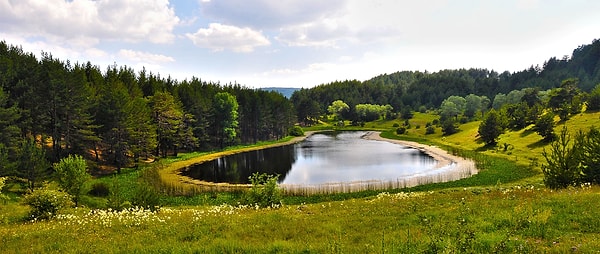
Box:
276 19 349 47
0 33 107 63
199 0 345 29
0 0 180 45
186 23 270 52
516 0 540 9
118 49 175 64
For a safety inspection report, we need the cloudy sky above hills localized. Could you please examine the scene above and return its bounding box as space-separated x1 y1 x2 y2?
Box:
1 0 599 88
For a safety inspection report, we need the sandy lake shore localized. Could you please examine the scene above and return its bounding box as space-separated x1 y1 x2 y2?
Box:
363 131 478 177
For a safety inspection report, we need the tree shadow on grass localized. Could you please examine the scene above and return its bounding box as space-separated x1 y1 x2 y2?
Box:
474 142 497 152
520 128 536 138
527 138 551 149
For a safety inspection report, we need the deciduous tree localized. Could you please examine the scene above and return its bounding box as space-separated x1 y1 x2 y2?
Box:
54 154 90 206
327 100 349 121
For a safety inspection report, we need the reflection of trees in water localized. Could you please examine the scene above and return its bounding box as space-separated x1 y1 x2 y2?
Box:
182 145 296 184
409 150 436 165
182 131 438 185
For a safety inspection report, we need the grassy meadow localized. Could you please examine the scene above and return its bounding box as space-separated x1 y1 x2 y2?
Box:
2 111 600 253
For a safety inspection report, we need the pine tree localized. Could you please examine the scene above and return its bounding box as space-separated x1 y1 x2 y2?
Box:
579 127 600 184
533 113 556 141
126 97 157 166
478 109 505 146
96 67 131 171
542 127 582 189
0 86 20 153
17 137 50 190
151 91 184 157
213 92 239 147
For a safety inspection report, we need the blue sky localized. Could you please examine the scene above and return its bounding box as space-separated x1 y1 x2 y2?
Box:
1 0 599 88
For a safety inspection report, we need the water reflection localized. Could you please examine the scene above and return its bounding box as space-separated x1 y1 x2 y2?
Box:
181 131 437 185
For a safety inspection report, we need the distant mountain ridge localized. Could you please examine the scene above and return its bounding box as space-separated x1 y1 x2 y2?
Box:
260 87 301 98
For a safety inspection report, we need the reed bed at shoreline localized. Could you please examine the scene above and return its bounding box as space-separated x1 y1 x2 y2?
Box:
281 160 477 196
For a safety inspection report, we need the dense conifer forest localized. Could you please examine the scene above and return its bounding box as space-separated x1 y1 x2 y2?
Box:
0 40 295 183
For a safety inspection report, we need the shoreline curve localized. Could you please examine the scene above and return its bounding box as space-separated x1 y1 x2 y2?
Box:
166 130 478 195
281 131 479 195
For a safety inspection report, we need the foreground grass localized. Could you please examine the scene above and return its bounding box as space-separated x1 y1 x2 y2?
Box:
2 184 600 253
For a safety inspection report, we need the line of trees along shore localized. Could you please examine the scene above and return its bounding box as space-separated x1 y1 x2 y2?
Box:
0 41 294 187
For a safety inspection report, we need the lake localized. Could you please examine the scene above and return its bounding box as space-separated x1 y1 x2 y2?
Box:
181 131 441 185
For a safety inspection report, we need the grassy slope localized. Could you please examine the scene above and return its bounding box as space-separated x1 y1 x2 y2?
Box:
2 186 600 253
2 112 600 253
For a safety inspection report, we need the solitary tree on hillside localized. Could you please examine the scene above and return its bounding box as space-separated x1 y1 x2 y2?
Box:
533 113 556 141
542 127 581 189
478 109 505 146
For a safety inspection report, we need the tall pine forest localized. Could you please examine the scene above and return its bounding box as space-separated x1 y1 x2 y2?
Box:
0 40 295 182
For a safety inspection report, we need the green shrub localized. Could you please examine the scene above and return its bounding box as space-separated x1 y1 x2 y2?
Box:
392 123 400 128
88 182 110 197
54 154 91 206
0 177 7 203
24 186 73 220
244 173 281 208
288 126 304 137
107 178 131 211
396 127 406 135
426 126 436 135
132 183 161 211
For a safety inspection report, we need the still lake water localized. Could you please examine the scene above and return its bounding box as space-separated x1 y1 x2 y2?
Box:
181 131 438 185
